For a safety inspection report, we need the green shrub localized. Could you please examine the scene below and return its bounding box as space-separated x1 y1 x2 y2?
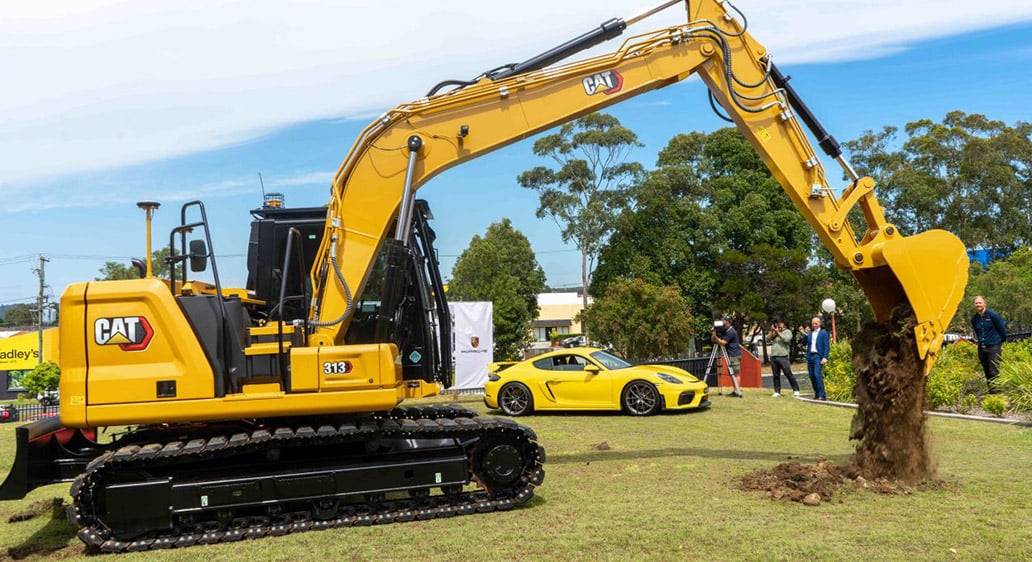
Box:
995 339 1032 412
926 342 982 409
811 337 1030 412
958 394 978 414
823 340 855 402
981 394 1009 416
21 360 61 397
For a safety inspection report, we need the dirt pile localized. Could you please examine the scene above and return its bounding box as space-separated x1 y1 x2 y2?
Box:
738 457 910 504
740 305 936 502
738 457 850 503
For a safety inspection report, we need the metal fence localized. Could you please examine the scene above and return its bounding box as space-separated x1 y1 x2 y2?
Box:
0 403 60 423
446 387 485 396
641 355 719 386
1007 330 1032 343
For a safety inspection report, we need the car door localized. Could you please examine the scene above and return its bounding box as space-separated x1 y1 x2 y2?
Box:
542 353 612 408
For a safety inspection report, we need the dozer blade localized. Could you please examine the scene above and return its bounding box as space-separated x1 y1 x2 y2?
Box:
852 229 969 373
0 416 100 500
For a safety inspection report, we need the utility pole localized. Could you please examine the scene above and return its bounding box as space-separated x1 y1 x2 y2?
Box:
33 254 50 365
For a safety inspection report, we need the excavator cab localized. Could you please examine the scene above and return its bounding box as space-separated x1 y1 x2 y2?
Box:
340 200 453 387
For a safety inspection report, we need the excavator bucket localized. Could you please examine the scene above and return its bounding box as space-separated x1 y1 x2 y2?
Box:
852 229 969 373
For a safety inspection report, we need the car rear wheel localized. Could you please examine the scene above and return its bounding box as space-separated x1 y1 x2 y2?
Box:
622 380 661 416
498 383 534 416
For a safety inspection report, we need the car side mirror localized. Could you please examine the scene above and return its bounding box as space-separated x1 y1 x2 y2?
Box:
584 365 600 374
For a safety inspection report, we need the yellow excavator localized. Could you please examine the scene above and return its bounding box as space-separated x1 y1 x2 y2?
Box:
0 0 967 551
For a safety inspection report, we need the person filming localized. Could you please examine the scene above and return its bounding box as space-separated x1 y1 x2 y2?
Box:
767 317 800 397
711 316 743 398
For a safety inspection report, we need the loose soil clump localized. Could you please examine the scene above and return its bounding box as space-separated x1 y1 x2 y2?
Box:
739 305 937 502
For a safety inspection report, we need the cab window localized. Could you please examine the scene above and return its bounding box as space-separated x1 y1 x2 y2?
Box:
532 354 588 371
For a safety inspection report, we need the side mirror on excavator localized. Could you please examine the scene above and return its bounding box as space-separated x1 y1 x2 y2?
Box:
189 239 208 272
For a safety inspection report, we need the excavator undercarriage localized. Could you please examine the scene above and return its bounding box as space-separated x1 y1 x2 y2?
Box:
68 405 544 553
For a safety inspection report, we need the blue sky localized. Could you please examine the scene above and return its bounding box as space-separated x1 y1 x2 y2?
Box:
2 1 1032 307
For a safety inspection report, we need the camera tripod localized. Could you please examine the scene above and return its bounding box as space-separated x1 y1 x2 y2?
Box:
704 341 737 396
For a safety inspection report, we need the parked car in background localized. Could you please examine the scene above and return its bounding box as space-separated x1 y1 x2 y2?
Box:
484 347 710 416
560 335 586 348
0 404 18 423
746 333 769 356
37 389 60 406
943 333 970 344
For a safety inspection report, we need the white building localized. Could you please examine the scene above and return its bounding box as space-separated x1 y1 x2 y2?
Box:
529 292 592 355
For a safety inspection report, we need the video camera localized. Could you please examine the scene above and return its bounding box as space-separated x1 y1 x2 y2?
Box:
712 319 727 336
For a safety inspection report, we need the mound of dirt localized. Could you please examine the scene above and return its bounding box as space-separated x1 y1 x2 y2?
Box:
740 305 939 502
738 457 852 503
738 456 922 504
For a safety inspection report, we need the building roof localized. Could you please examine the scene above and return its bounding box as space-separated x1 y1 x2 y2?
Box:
532 319 572 328
538 292 591 306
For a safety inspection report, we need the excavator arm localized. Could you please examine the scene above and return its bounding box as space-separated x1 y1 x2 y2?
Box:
309 0 967 371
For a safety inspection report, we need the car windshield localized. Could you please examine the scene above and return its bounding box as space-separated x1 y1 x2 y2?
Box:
589 350 633 370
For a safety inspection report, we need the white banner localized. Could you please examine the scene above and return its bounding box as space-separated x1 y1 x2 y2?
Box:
449 301 493 390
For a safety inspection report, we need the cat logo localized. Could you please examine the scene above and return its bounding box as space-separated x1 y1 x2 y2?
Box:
582 70 623 96
94 316 154 351
470 336 480 349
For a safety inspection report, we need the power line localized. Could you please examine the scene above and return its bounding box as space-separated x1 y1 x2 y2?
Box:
438 248 578 258
0 296 37 305
40 253 249 260
0 255 38 265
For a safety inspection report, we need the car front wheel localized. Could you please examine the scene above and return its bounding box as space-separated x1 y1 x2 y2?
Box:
498 383 534 416
622 381 661 416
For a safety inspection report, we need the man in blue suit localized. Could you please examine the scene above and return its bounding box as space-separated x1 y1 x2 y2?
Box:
806 316 830 400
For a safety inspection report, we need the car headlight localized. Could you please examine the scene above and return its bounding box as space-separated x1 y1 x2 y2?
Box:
656 373 682 384
488 373 501 382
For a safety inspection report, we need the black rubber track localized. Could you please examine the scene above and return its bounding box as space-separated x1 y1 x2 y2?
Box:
67 405 545 553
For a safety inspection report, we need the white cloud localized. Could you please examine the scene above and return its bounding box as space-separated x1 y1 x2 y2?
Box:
267 171 334 188
1 0 1031 186
0 169 333 213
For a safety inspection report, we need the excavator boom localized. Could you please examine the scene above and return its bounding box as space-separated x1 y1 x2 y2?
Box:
310 0 967 370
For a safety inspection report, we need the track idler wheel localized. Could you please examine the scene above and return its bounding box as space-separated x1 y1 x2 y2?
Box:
474 438 526 490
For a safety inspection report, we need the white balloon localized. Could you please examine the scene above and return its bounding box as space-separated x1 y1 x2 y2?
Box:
821 298 836 313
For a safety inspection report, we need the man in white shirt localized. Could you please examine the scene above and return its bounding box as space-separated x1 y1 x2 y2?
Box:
806 316 830 400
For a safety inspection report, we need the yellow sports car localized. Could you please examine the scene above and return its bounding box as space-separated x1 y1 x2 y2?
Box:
484 347 710 416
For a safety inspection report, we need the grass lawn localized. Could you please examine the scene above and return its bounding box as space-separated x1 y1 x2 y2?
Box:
1 390 1030 561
